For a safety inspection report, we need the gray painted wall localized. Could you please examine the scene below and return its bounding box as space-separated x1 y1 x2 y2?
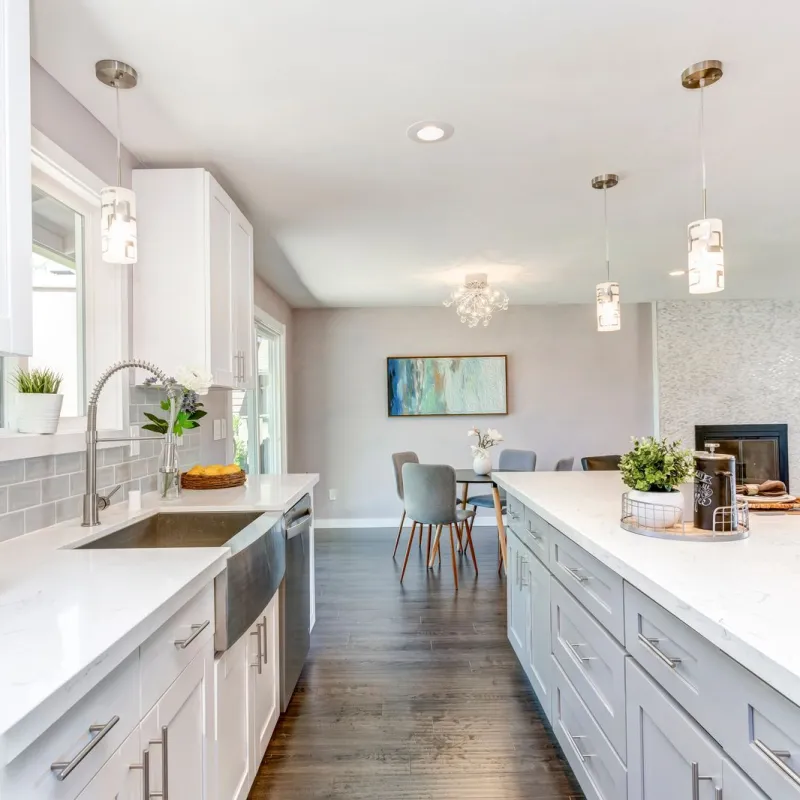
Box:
657 300 800 486
291 304 654 520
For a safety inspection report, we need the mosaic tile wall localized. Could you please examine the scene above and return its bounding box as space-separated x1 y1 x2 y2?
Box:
0 386 202 542
656 300 800 486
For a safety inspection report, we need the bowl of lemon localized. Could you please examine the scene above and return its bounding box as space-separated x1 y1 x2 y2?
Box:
181 464 246 490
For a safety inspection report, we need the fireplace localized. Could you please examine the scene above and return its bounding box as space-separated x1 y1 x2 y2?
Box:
695 424 789 490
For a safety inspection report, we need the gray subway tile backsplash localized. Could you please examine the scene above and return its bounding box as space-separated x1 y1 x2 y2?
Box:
0 389 202 542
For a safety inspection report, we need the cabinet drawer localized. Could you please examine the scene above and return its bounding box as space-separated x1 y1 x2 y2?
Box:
522 507 551 566
140 583 215 713
550 529 624 642
624 583 719 730
1 652 139 800
506 494 525 534
552 659 627 800
551 578 627 760
716 655 800 799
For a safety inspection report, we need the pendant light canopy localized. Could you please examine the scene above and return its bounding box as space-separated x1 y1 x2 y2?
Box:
96 60 139 265
682 59 724 294
592 173 620 332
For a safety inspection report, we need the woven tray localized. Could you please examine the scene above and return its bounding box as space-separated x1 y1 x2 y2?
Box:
747 501 800 511
181 471 246 490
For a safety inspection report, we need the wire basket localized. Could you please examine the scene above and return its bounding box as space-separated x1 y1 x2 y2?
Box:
620 492 749 541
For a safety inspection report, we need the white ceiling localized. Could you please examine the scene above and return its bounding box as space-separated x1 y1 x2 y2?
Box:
31 0 800 308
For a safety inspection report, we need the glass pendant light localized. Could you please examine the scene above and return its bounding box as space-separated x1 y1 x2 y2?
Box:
592 173 621 332
682 60 724 294
95 60 139 265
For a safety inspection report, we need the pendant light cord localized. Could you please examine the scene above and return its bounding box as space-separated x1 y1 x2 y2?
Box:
115 85 122 187
604 184 610 282
700 79 707 219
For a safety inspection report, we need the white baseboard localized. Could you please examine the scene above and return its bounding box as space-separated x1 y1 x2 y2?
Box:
315 517 500 529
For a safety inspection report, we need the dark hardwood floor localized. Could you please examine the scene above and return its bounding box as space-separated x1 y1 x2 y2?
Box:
249 526 583 799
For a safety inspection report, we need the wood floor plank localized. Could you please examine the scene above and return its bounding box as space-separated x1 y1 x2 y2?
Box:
248 527 583 799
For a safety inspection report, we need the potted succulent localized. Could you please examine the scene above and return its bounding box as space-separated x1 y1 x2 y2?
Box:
468 426 503 475
620 436 694 528
12 368 64 434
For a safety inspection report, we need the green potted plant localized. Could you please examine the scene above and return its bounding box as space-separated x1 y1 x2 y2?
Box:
12 368 64 434
620 436 694 528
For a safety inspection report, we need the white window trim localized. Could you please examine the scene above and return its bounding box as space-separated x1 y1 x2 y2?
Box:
253 306 288 474
0 129 128 462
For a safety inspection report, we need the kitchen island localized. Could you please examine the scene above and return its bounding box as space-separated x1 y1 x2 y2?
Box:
0 472 318 799
493 470 800 800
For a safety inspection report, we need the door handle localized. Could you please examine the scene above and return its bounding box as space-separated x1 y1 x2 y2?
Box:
753 738 800 787
173 620 210 650
565 640 598 664
691 761 716 800
51 716 120 780
638 633 682 669
563 565 590 584
251 624 264 673
131 726 168 799
262 614 268 664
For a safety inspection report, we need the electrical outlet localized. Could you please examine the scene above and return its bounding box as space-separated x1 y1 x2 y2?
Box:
213 419 222 441
128 426 139 457
329 489 338 501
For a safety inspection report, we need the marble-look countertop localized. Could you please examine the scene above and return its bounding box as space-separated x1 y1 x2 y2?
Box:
0 473 318 758
493 470 800 707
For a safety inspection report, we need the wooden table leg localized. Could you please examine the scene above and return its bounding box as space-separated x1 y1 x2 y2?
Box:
457 482 469 552
492 485 507 574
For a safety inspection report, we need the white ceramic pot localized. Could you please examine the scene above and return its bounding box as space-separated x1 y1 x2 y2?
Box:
473 452 492 476
16 393 64 434
627 489 684 529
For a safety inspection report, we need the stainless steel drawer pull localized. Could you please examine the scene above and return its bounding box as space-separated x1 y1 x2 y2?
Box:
173 619 210 650
51 715 120 780
566 641 598 663
129 749 150 800
565 731 596 763
563 565 590 584
262 614 269 664
251 623 264 673
638 633 682 669
754 738 800 787
691 762 717 800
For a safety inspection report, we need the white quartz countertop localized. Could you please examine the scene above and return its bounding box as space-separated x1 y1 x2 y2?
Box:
0 473 318 757
494 470 800 708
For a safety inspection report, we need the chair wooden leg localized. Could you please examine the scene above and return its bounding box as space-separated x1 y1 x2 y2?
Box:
428 524 442 568
448 523 459 591
400 521 417 583
465 520 478 574
392 510 406 557
418 519 424 548
426 524 432 565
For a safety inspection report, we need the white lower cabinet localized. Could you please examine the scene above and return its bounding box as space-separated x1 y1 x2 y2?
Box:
141 643 215 800
524 549 551 719
507 533 526 660
75 726 142 800
250 593 281 767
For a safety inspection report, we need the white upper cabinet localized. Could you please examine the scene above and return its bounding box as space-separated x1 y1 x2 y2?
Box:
0 0 32 356
132 168 254 388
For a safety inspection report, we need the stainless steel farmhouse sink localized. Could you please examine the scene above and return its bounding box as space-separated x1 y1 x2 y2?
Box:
78 511 285 652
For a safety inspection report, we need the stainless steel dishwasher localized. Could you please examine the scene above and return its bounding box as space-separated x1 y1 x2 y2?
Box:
280 493 312 711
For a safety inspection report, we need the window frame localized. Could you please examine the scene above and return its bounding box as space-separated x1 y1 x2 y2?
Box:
0 129 129 460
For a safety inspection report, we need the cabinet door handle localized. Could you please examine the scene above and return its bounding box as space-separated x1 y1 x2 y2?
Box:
691 762 716 800
638 633 682 669
51 716 120 780
129 748 150 800
564 730 596 763
262 614 268 664
566 640 598 663
753 738 800 787
563 565 590 584
519 557 529 586
140 726 169 800
251 624 263 673
173 620 210 650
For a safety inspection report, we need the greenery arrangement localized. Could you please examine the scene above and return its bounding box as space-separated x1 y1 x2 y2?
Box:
11 367 63 394
619 436 694 492
141 389 207 437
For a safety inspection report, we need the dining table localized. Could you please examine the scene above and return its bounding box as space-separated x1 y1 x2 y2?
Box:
454 468 507 572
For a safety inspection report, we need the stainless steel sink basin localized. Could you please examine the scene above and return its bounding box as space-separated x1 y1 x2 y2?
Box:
78 511 285 652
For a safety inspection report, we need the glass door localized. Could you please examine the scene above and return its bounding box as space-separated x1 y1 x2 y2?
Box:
232 317 284 474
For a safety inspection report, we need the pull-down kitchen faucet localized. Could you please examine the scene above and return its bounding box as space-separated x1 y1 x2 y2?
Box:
83 359 182 527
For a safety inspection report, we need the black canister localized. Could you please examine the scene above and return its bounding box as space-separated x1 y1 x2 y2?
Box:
694 444 738 531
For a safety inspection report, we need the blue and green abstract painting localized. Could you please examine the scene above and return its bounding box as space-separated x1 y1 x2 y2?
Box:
387 356 507 416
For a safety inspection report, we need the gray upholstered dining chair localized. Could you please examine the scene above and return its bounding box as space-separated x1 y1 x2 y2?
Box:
465 448 536 518
581 454 622 471
400 464 475 590
391 451 421 557
555 456 574 471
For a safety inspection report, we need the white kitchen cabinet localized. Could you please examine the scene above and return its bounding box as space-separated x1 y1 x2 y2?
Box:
214 632 252 800
506 533 526 661
524 551 551 719
141 642 215 800
0 0 32 357
75 726 142 800
250 593 280 767
132 168 254 388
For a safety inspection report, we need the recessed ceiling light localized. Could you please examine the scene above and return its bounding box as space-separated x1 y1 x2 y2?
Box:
669 270 686 277
407 121 454 143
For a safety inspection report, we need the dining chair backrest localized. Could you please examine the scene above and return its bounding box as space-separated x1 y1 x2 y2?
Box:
498 448 537 472
392 451 419 500
402 463 458 525
581 454 622 471
555 456 574 471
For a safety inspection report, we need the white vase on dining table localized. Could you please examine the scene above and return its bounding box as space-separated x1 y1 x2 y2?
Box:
473 450 492 476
